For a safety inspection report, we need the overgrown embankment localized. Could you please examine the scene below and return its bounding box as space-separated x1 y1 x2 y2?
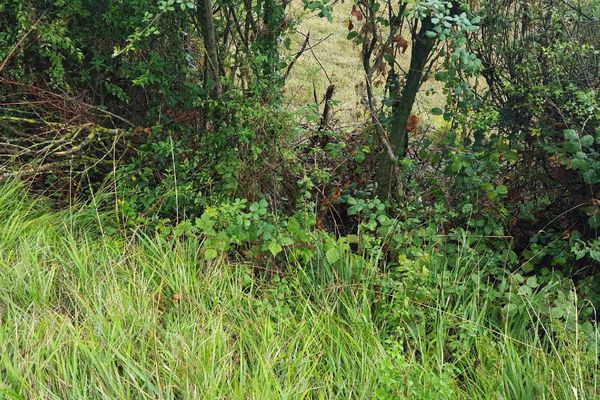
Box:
0 181 597 399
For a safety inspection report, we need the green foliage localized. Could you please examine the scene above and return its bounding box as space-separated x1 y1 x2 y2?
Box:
1 0 195 117
1 0 600 396
115 96 299 224
460 0 600 270
1 181 597 399
191 197 312 261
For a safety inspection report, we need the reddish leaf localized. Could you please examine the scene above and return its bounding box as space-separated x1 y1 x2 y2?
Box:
351 5 364 21
394 35 409 53
406 114 419 132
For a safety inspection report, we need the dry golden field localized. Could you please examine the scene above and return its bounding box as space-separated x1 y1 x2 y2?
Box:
283 1 447 127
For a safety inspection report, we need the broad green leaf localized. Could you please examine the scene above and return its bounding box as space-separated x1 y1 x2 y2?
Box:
268 242 283 256
326 247 340 264
205 248 218 260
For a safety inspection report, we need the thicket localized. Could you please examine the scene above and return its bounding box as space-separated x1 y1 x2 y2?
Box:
0 0 599 397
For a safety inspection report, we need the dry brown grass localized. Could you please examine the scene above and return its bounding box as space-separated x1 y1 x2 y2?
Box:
283 1 447 127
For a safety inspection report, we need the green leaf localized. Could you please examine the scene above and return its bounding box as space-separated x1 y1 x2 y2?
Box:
518 285 533 296
268 242 283 256
345 234 359 244
434 71 448 81
347 31 358 40
581 134 594 147
205 248 218 260
377 214 389 225
431 107 443 116
563 129 578 142
589 215 600 229
306 1 321 10
451 159 463 172
583 169 599 184
526 276 538 288
496 185 508 195
461 203 473 214
326 247 340 264
550 307 564 319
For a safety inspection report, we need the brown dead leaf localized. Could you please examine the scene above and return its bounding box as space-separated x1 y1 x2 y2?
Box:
345 19 354 31
172 293 183 303
406 114 419 132
331 187 341 202
394 35 409 53
316 217 324 230
589 198 600 206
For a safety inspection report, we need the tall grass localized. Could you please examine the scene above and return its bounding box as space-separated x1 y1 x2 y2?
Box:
0 180 597 399
0 181 382 399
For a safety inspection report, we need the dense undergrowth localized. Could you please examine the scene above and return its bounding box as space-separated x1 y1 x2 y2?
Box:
1 0 600 398
0 180 597 399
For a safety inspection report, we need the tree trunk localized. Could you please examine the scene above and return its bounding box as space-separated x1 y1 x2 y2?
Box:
377 17 435 200
197 0 222 98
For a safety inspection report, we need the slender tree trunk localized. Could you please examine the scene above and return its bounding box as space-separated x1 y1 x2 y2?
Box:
377 17 435 200
390 18 435 157
197 0 222 98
